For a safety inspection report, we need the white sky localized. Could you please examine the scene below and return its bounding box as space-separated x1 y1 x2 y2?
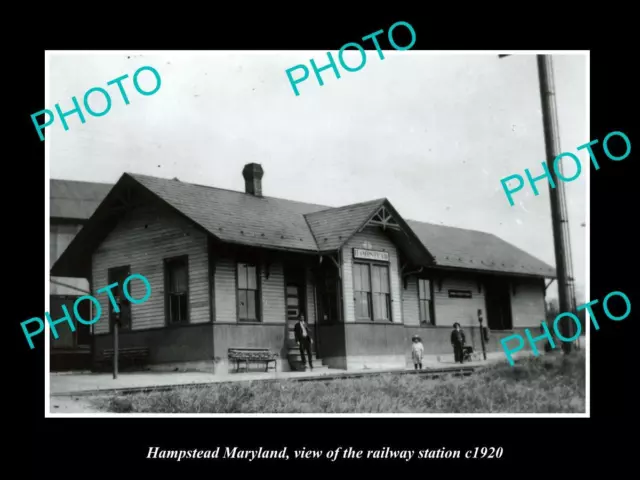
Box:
48 51 587 302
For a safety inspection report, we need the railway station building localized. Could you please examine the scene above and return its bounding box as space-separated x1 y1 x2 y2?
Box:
51 163 555 372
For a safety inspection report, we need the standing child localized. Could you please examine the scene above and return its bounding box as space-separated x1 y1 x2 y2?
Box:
411 334 424 370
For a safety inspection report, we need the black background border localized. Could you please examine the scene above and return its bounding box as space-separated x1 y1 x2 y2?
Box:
12 11 635 475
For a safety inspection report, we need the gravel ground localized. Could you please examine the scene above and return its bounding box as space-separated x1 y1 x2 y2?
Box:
50 395 107 413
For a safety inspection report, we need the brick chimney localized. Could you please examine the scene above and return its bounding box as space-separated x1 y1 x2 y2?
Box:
242 163 264 196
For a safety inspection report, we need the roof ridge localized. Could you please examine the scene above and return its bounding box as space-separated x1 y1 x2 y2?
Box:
304 197 387 216
406 217 495 236
125 172 332 210
50 196 104 200
50 178 114 186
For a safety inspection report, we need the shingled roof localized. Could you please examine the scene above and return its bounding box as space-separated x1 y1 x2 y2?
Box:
50 179 113 220
406 220 555 277
305 199 387 251
50 173 556 278
132 174 329 252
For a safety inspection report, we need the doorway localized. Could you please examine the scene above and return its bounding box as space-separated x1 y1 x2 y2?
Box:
484 277 513 330
284 266 307 348
285 266 306 318
107 266 132 331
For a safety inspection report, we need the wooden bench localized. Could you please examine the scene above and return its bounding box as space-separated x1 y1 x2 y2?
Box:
99 347 150 369
228 347 278 372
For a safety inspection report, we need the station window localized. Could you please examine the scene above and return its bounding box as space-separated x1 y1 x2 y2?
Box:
418 278 435 325
354 262 391 322
237 262 260 322
165 256 189 324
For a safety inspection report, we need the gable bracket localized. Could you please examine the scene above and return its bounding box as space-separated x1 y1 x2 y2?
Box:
326 254 341 278
364 205 401 231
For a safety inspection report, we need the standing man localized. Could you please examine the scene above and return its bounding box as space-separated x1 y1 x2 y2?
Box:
451 322 466 364
294 313 314 370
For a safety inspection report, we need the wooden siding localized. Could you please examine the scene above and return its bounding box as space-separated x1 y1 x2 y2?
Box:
261 261 286 323
403 274 546 330
341 227 402 323
215 255 290 324
402 275 420 326
214 257 237 323
92 205 209 333
433 275 486 327
510 278 546 327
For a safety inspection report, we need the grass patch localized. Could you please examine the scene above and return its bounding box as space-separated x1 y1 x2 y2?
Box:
93 351 585 414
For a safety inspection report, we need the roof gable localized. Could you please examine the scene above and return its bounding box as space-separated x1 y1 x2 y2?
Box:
304 199 386 251
52 173 330 277
306 199 435 266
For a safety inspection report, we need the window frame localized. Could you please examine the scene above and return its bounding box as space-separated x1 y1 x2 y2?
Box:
235 260 262 323
164 255 190 326
353 260 393 323
417 277 436 326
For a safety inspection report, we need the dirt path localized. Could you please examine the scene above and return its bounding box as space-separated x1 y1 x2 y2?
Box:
50 395 106 414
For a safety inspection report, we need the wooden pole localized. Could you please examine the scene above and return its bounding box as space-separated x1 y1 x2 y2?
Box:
536 54 575 353
312 263 320 358
113 321 119 379
478 309 487 360
499 54 576 353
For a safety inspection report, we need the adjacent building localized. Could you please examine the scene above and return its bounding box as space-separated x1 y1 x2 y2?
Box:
50 179 113 371
51 164 555 372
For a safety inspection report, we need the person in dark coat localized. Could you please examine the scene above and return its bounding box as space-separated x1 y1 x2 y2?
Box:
451 323 466 364
294 313 314 370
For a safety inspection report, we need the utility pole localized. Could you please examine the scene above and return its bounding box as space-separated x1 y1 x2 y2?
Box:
113 321 119 379
113 294 121 379
478 309 487 360
536 55 575 353
500 54 575 354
